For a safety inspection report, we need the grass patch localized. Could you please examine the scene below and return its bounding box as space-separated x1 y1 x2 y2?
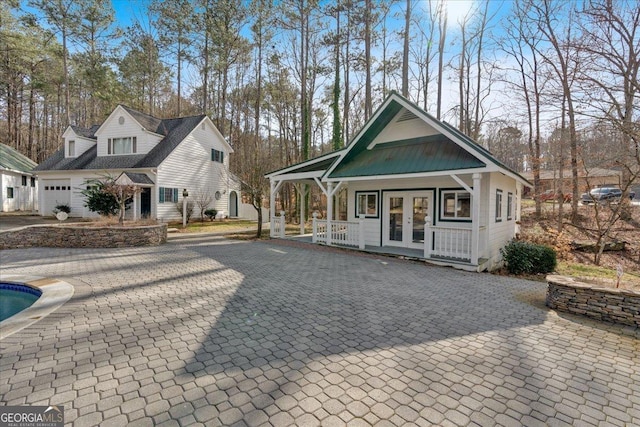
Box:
556 261 640 290
169 219 257 233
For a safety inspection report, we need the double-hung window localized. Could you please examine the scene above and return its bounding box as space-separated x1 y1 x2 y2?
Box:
507 192 514 220
68 140 75 157
159 187 178 203
108 137 137 155
441 190 471 220
495 189 503 222
356 191 378 218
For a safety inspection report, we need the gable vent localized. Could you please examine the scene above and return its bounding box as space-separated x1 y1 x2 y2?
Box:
396 109 418 122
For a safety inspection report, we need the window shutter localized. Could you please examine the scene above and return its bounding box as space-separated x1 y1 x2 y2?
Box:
211 149 215 161
173 188 178 203
133 137 137 153
108 138 112 154
159 187 164 203
220 152 224 164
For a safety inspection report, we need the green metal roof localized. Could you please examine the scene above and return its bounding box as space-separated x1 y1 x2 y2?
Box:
329 135 485 178
0 143 37 173
265 150 343 177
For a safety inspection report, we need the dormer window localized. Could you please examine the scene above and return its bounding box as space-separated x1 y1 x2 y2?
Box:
68 140 75 157
108 137 137 155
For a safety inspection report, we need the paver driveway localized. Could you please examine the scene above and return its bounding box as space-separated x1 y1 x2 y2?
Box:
1 235 639 426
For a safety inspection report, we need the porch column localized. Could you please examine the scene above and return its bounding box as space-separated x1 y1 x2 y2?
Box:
471 173 482 265
295 183 308 235
326 182 333 246
133 193 138 221
270 179 276 222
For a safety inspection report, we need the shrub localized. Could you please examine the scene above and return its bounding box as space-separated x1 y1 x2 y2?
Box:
53 203 71 214
176 200 195 223
204 208 217 221
501 240 557 275
81 179 133 217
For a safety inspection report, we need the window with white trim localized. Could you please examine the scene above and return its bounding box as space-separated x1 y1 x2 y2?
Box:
108 137 137 155
507 192 514 220
68 140 75 157
356 191 378 217
159 187 178 203
495 189 503 222
21 175 27 186
441 190 471 220
7 187 14 199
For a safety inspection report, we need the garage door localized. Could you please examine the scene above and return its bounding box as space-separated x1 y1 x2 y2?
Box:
42 179 71 214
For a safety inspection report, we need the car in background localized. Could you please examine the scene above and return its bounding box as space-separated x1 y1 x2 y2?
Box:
581 187 636 204
538 189 572 203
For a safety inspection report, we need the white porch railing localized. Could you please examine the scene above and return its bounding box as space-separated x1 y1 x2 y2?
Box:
424 216 472 261
270 211 286 238
313 213 365 249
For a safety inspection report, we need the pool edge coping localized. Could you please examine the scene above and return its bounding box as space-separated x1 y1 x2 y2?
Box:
0 275 74 340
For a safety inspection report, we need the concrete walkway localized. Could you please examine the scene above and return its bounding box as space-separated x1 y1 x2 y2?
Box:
1 235 638 426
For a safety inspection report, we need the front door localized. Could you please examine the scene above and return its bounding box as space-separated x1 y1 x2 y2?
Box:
383 191 433 249
141 188 151 217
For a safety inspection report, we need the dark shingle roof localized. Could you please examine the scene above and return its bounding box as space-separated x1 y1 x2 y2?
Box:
70 125 99 139
122 172 155 185
34 108 206 172
0 143 38 173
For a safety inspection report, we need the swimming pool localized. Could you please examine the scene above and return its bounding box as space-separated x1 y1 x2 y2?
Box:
0 283 42 322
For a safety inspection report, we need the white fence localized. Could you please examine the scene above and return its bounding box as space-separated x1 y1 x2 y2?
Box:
425 224 472 261
270 211 285 238
313 214 365 249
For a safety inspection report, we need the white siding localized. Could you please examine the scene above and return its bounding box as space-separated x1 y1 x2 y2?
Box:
345 175 474 246
37 170 156 218
1 170 37 212
483 172 519 269
156 126 232 222
370 117 439 147
66 135 95 158
95 109 162 156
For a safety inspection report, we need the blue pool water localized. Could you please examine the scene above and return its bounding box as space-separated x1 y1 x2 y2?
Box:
0 283 42 321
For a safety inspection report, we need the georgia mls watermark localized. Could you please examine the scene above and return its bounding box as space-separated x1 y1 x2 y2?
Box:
0 406 64 427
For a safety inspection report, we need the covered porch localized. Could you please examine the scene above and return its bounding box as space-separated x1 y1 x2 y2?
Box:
267 169 487 272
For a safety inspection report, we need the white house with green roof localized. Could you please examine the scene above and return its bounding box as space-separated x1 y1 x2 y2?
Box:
0 143 38 212
266 92 530 272
33 105 238 221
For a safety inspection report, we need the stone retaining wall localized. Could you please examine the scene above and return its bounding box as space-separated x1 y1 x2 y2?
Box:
546 275 640 327
0 223 167 249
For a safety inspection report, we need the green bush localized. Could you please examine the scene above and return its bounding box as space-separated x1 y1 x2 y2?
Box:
53 203 71 214
204 208 217 221
501 240 557 275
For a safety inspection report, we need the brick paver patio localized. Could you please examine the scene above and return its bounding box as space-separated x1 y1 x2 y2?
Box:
1 235 639 426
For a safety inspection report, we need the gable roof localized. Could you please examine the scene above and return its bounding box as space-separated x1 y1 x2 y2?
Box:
329 135 485 178
70 125 100 139
266 92 530 187
34 108 208 172
0 143 37 173
325 92 529 184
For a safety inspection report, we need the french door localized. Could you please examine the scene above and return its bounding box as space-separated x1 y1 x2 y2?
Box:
383 191 433 249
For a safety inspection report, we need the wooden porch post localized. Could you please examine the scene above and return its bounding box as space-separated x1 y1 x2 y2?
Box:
295 183 308 235
358 214 365 249
312 212 318 243
269 179 276 237
471 173 482 265
424 215 432 258
280 211 286 238
133 193 138 222
326 182 333 246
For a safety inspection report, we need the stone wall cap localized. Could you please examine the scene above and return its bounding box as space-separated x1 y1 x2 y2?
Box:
547 274 640 297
